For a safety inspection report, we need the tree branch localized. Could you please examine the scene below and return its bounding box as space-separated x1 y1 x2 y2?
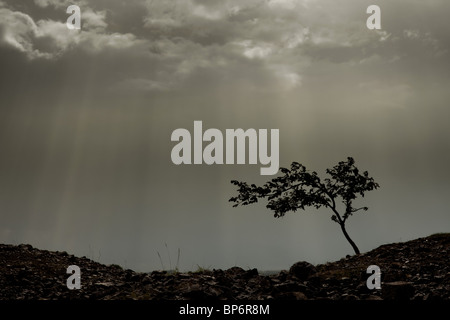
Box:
351 206 369 213
330 206 344 225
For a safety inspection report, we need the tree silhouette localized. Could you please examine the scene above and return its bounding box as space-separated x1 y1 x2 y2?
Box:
229 157 379 255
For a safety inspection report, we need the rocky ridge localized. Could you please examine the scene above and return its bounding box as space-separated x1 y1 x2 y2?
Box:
0 233 449 300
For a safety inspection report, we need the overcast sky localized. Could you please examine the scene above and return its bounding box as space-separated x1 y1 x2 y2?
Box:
1 0 449 272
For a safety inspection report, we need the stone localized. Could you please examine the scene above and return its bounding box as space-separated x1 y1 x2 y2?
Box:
366 295 383 300
277 291 308 300
245 268 259 278
289 261 317 280
342 294 360 300
226 266 246 277
1 233 449 300
382 281 415 300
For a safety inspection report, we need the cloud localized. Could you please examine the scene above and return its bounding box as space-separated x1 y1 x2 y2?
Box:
139 0 316 91
235 40 273 59
34 0 81 9
1 0 449 95
0 4 143 60
82 8 108 31
0 0 387 91
268 0 299 10
0 8 43 57
401 29 446 57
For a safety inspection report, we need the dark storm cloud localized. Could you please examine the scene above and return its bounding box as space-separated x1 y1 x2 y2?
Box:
3 0 448 96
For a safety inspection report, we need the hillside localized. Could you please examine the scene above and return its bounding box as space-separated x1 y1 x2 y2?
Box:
0 233 449 300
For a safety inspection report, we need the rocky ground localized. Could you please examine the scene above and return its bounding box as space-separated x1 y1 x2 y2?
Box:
0 233 449 300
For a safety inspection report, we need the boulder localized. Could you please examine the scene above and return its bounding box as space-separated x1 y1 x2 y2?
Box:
226 266 246 277
289 261 317 280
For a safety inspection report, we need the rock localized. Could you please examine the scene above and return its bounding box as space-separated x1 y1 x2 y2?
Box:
205 286 223 298
245 268 259 278
342 294 360 300
306 275 321 286
277 270 289 282
130 273 146 282
1 233 449 300
213 269 225 277
291 292 308 300
289 261 317 280
182 284 207 299
95 282 115 287
274 281 307 293
226 266 246 277
141 275 152 285
18 244 33 250
424 291 444 301
366 295 383 300
382 281 415 300
356 283 371 294
277 291 308 300
150 270 167 279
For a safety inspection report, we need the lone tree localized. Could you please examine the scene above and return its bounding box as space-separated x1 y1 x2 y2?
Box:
229 157 379 255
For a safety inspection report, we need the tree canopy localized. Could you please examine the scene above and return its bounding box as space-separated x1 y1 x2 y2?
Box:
230 157 380 255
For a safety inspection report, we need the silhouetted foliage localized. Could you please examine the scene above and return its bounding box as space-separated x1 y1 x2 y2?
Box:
229 157 379 255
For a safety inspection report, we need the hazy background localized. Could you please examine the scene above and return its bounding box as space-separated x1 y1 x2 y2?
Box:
1 0 449 272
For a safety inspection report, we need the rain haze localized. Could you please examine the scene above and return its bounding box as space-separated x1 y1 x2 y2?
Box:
0 0 449 272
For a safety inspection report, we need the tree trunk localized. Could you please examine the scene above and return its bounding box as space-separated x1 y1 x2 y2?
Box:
340 223 360 255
